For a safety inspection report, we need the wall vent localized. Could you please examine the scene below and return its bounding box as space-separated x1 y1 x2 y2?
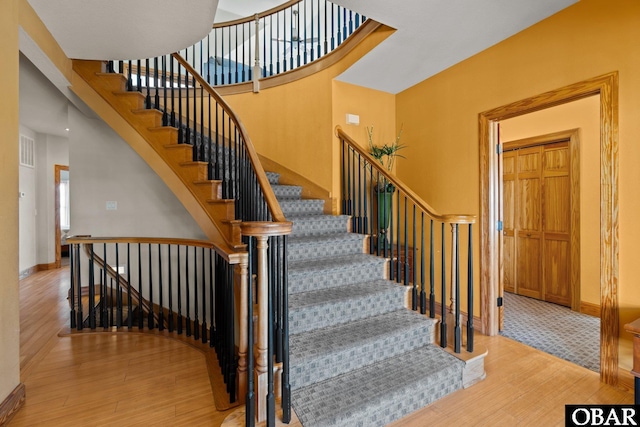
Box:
20 135 35 168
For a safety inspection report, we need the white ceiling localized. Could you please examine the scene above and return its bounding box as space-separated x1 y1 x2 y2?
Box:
20 0 579 137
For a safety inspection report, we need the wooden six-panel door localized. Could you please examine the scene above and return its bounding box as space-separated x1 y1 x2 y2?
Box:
502 142 571 307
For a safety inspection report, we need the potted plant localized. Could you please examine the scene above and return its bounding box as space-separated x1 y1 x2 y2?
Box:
367 125 405 250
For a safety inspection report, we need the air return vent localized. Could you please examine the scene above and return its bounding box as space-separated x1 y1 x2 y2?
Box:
20 135 35 168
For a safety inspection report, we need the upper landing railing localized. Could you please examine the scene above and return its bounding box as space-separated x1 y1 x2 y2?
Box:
180 0 365 88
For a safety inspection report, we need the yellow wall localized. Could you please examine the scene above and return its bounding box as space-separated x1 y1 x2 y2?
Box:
396 0 640 370
0 0 21 404
500 96 600 306
223 25 395 211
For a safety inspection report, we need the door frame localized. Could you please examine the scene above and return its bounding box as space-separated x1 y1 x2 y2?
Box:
501 130 581 312
479 72 618 385
54 164 69 268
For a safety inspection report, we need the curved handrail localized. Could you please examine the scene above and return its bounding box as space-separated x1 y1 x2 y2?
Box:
336 126 476 224
213 0 302 27
172 53 289 225
67 235 247 263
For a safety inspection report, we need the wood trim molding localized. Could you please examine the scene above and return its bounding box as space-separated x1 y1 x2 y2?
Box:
36 262 57 271
479 72 619 386
580 301 601 318
0 383 25 425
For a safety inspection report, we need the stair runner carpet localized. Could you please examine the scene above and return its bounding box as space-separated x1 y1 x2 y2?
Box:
268 172 464 427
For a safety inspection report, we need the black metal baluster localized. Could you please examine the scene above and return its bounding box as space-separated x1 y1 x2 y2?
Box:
246 237 255 427
356 153 362 233
412 204 417 310
202 247 207 343
127 243 132 328
404 197 409 287
454 224 461 353
440 223 447 348
177 245 183 334
331 3 335 50
76 244 83 330
70 244 76 329
467 224 474 352
296 4 301 67
303 0 308 65
317 0 321 58
116 243 122 328
310 0 315 62
138 243 144 329
177 60 184 143
349 10 353 35
162 56 168 125
145 58 151 108
420 214 427 315
136 59 142 92
158 244 164 331
276 13 281 74
429 220 435 318
281 236 291 423
209 249 216 346
88 245 96 329
395 191 401 283
227 262 237 400
363 159 369 241
148 243 155 329
186 245 191 336
169 57 176 127
194 246 200 341
275 237 283 364
342 8 347 42
185 51 191 151
103 244 109 330
269 15 273 76
154 57 160 108
168 244 174 332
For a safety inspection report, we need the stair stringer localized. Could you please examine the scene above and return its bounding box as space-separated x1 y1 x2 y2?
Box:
70 60 242 249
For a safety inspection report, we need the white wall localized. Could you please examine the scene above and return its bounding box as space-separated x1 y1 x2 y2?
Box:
34 132 69 266
68 105 206 239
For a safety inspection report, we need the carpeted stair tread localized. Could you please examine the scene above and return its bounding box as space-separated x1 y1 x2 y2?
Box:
279 199 325 216
288 280 407 334
286 214 351 237
287 232 366 262
266 171 280 185
288 254 387 294
292 345 463 427
289 310 436 389
272 184 303 200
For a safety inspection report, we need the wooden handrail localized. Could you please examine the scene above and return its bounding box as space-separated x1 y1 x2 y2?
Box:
213 0 302 28
67 235 246 264
171 53 288 224
336 125 476 224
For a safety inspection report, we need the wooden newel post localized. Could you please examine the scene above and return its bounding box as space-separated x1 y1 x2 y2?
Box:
241 221 292 426
624 319 640 405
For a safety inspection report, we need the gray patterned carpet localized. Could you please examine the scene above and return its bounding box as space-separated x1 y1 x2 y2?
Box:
268 172 465 427
500 292 600 372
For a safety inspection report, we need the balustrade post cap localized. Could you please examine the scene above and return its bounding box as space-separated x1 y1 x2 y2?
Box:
241 221 293 237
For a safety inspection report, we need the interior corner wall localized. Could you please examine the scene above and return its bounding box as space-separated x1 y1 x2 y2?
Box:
395 0 640 371
68 105 206 240
500 96 600 307
331 80 397 186
0 0 21 405
34 132 68 266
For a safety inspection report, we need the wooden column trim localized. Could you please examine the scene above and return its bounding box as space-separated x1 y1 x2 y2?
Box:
0 383 25 425
479 72 619 386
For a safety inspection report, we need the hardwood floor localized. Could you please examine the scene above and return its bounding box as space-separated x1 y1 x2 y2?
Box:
9 267 633 426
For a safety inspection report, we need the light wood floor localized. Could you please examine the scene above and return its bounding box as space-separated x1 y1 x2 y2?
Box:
9 267 633 426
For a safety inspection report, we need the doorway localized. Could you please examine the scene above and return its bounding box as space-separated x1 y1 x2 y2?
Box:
54 164 69 268
479 72 619 385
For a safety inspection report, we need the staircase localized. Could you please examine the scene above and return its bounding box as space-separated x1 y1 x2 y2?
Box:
268 171 466 427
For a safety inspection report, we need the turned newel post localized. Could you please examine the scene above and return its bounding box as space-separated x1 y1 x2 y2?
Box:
624 319 640 404
241 221 292 426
